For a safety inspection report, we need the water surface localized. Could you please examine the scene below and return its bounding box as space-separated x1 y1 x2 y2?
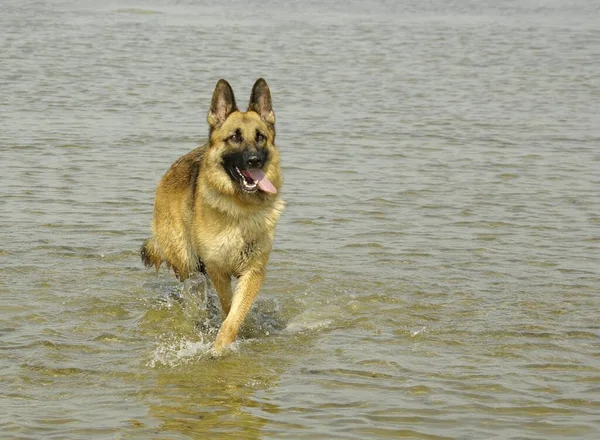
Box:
1 0 599 438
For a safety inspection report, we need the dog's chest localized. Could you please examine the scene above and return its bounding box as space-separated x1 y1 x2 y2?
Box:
215 228 254 263
196 217 269 273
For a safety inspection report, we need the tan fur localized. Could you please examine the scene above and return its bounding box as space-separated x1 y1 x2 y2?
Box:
141 79 284 351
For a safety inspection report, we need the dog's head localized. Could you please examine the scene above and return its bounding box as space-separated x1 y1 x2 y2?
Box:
203 79 282 200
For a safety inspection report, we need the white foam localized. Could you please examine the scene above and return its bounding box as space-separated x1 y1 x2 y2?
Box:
282 319 332 334
147 335 213 368
411 326 427 337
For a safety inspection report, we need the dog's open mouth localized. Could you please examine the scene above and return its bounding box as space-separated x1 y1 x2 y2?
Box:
232 167 277 194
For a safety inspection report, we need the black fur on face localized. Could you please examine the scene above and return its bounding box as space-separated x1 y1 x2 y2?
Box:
222 147 270 193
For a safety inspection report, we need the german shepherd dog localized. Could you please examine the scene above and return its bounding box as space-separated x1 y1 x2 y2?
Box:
141 79 284 352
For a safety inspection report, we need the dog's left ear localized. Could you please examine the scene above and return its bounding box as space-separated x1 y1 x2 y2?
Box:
248 78 275 126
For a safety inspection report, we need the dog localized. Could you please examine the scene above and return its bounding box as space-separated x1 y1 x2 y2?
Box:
141 78 284 352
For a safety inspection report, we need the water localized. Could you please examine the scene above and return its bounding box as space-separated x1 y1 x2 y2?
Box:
1 0 599 438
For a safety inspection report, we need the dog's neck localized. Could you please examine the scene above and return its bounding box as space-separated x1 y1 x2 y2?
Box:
199 183 284 222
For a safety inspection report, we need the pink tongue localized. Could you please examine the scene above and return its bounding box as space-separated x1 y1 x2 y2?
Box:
244 169 277 194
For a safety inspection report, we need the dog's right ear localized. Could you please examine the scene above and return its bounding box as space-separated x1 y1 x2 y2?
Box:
207 79 238 128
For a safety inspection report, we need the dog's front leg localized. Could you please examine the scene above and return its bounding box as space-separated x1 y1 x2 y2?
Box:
205 266 233 316
213 268 265 351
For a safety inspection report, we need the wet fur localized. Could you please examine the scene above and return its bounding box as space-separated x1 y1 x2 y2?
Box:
141 79 284 351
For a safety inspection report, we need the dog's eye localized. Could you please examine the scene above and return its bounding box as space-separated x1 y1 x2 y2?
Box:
228 131 242 143
255 131 266 143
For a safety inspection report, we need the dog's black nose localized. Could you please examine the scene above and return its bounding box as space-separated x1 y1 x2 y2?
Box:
246 154 263 169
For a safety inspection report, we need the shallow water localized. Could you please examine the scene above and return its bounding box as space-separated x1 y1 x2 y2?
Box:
1 0 600 438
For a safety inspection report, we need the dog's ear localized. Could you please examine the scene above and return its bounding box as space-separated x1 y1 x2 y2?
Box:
207 79 238 128
248 78 275 125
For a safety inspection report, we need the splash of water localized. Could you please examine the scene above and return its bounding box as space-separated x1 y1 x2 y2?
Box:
147 335 214 368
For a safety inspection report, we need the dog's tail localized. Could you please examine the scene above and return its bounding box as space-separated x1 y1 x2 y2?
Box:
140 237 162 272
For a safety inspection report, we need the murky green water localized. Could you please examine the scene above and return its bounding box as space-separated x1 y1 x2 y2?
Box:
1 1 599 438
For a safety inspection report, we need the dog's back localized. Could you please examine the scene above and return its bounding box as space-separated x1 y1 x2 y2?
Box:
141 146 205 280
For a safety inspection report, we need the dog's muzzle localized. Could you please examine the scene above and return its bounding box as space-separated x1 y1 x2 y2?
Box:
223 148 277 194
